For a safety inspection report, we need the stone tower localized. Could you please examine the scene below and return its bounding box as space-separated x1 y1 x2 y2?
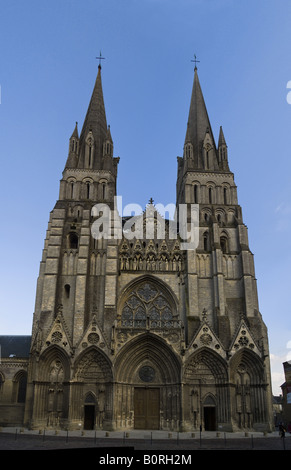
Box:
24 64 273 432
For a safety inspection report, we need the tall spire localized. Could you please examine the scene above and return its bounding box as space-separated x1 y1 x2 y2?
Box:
184 67 217 169
78 64 108 169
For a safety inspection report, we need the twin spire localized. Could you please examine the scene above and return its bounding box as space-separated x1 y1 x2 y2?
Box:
66 61 229 173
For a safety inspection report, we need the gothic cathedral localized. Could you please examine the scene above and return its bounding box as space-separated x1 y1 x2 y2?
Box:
22 64 273 432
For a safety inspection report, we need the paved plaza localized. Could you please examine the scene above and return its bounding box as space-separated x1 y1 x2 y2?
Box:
0 427 290 451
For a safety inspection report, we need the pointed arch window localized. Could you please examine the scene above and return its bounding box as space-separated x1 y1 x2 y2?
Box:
71 138 78 153
17 374 27 403
13 371 27 403
99 180 107 200
223 187 228 205
185 143 193 159
88 140 92 167
64 284 70 298
204 142 212 170
68 232 78 249
85 132 94 168
194 184 198 204
203 231 210 251
220 235 228 254
66 178 76 200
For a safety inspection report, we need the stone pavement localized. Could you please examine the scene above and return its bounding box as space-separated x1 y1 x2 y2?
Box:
0 427 290 451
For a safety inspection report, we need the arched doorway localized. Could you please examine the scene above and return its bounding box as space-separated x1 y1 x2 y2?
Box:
183 348 229 431
114 333 181 431
203 396 216 431
33 346 70 429
84 393 97 430
230 349 268 430
72 347 113 430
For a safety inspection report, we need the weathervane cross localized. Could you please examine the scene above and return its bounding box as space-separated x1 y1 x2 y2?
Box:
96 51 105 68
191 54 200 70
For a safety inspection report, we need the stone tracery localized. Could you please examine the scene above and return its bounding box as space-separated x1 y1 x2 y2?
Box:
120 281 179 329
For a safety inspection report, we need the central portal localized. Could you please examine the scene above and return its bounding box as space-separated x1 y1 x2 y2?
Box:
134 388 160 429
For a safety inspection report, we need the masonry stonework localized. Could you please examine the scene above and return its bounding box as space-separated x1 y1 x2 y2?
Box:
0 65 274 432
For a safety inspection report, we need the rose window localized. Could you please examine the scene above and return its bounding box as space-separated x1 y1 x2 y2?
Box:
121 282 177 329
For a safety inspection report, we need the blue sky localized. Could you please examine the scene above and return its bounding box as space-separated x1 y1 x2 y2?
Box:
0 0 291 395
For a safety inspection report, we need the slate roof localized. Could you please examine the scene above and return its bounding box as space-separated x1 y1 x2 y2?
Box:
0 336 31 358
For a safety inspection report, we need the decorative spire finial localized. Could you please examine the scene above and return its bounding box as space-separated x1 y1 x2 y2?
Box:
96 51 105 69
191 54 200 71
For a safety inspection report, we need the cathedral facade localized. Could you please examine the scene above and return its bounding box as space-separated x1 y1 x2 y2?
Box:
1 64 274 432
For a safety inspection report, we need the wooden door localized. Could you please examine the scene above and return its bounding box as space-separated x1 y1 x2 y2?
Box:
134 388 160 429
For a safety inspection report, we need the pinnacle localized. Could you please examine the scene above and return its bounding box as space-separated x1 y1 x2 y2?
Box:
218 125 226 146
71 121 79 139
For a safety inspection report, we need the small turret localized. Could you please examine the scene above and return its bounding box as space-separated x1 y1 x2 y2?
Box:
102 125 113 170
65 122 79 168
103 125 113 156
218 126 229 171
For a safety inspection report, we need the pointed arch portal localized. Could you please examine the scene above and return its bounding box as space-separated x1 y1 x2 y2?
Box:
84 393 97 430
183 348 229 431
114 333 181 430
203 395 217 431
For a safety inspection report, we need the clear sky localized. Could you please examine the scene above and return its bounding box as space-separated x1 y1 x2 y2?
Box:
0 0 290 395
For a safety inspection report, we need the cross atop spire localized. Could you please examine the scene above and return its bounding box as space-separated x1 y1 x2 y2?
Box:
96 51 105 68
191 54 200 70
